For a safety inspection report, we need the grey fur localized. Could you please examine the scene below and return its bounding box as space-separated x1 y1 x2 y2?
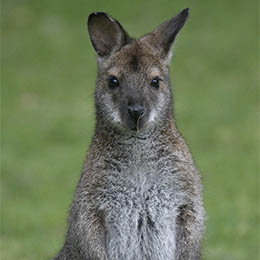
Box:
54 8 205 260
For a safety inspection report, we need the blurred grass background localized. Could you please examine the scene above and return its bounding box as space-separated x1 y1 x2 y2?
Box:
2 0 259 259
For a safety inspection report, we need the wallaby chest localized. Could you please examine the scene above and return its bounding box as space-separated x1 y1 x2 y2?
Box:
97 161 179 260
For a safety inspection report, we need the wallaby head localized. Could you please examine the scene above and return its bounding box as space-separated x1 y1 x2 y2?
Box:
88 9 189 133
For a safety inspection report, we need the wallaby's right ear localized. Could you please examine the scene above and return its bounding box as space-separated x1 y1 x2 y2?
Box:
88 12 131 57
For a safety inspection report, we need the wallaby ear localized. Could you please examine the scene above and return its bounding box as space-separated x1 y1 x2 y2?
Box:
141 8 189 62
88 12 131 57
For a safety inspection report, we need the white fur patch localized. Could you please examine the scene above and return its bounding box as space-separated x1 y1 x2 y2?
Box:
111 111 121 122
148 109 157 122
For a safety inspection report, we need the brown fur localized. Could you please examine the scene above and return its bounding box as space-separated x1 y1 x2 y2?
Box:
54 9 205 260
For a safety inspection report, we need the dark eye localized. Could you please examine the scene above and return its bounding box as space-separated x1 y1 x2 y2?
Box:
108 76 120 89
151 77 161 89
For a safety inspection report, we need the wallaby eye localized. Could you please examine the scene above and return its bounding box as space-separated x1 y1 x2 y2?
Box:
151 77 161 89
108 76 120 88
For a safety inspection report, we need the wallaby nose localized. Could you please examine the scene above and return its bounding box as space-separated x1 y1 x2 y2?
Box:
127 104 144 122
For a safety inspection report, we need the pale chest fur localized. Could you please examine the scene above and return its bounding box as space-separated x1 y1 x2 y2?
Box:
97 165 183 260
81 132 195 260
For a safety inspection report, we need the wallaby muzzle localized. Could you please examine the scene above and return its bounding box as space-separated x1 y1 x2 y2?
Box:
120 95 149 131
127 103 145 130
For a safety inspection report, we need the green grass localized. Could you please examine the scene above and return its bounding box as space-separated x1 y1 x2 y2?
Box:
2 0 259 259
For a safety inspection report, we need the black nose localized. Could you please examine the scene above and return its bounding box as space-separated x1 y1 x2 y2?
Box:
128 104 144 122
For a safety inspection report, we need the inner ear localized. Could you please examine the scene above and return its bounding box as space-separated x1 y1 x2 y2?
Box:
88 12 131 57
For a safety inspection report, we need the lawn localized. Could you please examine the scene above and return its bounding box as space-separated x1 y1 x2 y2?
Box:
2 0 259 259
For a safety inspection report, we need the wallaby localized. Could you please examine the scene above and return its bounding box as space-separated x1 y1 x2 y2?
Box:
54 8 205 260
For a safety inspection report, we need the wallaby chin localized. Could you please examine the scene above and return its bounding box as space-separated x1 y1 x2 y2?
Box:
54 8 205 260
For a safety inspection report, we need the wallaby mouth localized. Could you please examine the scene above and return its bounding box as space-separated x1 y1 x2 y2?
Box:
130 117 144 131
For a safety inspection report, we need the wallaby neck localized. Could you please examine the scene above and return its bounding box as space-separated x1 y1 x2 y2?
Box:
87 117 185 172
92 116 180 157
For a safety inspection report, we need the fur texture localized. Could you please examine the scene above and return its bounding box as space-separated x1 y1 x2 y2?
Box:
54 8 205 260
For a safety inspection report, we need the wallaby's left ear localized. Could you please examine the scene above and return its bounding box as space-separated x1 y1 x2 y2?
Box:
141 8 189 62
